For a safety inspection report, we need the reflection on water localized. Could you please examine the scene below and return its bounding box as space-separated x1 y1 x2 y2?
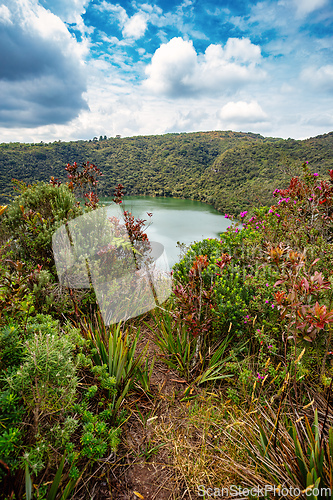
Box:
102 196 230 267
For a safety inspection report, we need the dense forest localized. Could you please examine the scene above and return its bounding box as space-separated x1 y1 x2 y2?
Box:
1 130 333 215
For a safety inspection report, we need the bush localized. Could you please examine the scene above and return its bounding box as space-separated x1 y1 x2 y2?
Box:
5 316 79 434
2 182 82 270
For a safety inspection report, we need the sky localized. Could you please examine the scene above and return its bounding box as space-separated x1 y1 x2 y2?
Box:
0 0 332 143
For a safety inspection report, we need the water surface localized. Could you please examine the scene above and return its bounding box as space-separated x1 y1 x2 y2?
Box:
102 196 230 267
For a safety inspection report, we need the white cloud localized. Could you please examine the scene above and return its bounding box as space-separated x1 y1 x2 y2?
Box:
40 0 89 24
144 37 197 96
96 1 207 43
223 37 262 63
144 37 266 97
0 4 12 24
96 2 149 40
290 0 328 17
0 0 88 127
95 2 128 26
122 12 149 39
232 0 328 40
301 65 333 92
219 101 268 124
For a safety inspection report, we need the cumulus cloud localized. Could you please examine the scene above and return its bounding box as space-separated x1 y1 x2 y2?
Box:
301 65 333 92
0 0 88 128
144 37 266 97
144 37 197 96
219 101 268 124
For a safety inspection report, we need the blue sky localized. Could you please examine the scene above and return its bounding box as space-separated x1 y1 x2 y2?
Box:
0 0 332 142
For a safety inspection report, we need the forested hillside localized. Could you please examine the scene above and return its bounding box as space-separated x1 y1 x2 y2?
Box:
1 130 333 214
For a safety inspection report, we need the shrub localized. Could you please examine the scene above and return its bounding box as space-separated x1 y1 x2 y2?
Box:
2 182 82 269
5 316 79 436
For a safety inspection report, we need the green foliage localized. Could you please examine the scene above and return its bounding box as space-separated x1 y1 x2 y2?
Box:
5 317 79 429
147 308 236 384
0 313 124 496
1 131 333 217
147 309 197 380
2 181 81 268
0 324 26 370
171 164 333 400
84 314 154 412
2 151 333 497
235 407 333 499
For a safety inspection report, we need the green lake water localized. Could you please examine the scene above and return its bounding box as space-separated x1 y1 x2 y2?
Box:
101 196 231 267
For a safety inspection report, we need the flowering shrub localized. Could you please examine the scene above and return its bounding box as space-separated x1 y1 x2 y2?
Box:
172 163 333 394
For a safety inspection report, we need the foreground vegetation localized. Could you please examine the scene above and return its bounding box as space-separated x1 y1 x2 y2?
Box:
1 159 333 499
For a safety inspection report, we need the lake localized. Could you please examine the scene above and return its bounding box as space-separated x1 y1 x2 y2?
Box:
102 195 231 267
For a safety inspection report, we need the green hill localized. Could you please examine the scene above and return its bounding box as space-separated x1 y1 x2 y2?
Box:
1 130 333 215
